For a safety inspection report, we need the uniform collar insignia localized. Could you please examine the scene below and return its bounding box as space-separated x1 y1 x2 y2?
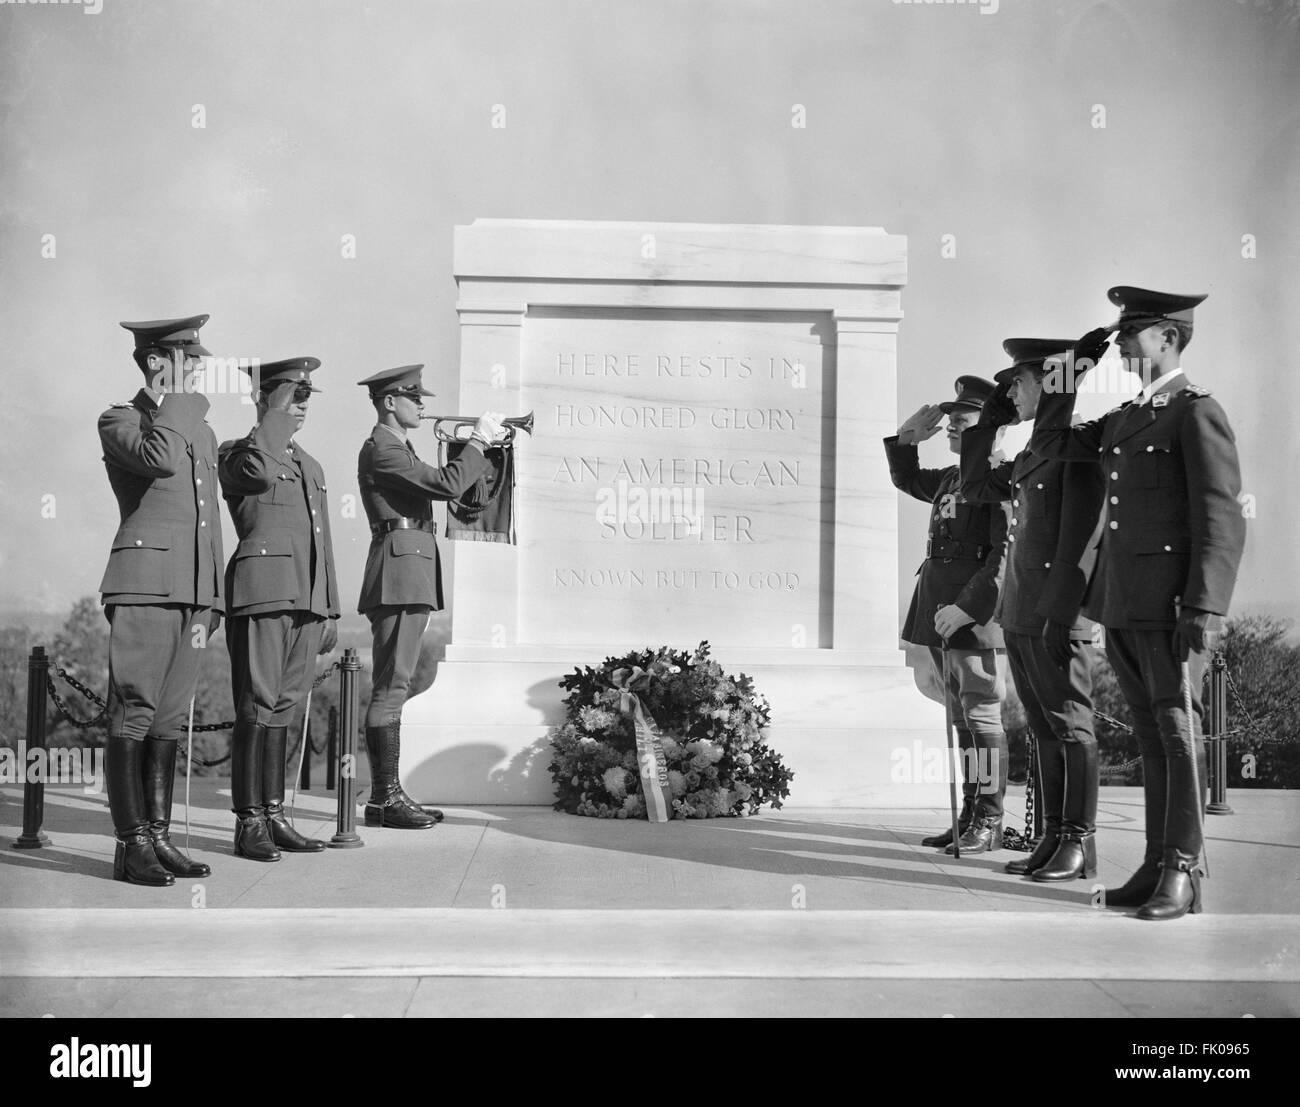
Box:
1152 392 1171 408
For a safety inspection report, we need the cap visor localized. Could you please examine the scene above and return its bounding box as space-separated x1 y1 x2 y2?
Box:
938 401 981 415
994 367 1016 386
419 386 436 397
186 343 212 357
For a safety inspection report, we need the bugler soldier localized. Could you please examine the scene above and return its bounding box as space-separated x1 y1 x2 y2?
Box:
960 339 1105 882
355 365 502 829
98 315 223 886
1031 287 1247 919
885 376 1011 854
218 358 339 861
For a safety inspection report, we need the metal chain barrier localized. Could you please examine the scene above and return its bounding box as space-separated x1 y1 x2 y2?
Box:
42 657 345 767
44 667 109 729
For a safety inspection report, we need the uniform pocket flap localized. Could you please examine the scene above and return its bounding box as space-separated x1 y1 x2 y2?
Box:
235 533 294 558
112 530 171 551
390 530 434 557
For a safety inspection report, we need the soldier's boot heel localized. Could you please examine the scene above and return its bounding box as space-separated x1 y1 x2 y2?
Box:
922 795 973 848
262 725 325 852
1136 855 1202 921
1031 832 1097 882
365 797 437 830
945 815 1002 855
234 812 281 862
114 833 175 887
1006 832 1060 875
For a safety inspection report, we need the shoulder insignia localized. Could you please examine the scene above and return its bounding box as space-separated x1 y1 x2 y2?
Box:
1181 384 1211 397
108 400 134 409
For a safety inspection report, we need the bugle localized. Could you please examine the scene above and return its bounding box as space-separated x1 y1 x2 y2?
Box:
418 410 534 445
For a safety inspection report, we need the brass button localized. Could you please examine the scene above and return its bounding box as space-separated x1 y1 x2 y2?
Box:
1112 447 1121 454
1036 482 1044 489
134 539 142 546
1164 544 1172 552
1110 471 1119 480
1045 561 1051 568
1109 521 1118 530
1110 496 1118 504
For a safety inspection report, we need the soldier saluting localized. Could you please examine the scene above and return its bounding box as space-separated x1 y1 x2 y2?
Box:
960 339 1105 882
885 377 1011 854
355 365 503 829
98 315 223 886
218 358 339 862
1031 287 1247 920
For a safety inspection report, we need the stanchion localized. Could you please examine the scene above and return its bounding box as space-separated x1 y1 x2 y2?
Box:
1206 651 1233 816
326 706 338 791
14 646 51 849
329 648 363 849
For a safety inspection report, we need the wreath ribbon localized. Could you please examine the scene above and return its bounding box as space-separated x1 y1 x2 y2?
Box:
611 666 674 822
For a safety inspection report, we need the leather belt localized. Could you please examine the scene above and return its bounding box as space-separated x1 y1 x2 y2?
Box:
926 538 990 561
371 517 436 538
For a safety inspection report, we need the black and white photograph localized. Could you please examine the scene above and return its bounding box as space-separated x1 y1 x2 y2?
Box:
0 0 1296 1053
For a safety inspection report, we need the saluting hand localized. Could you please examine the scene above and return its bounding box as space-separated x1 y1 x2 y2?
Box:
898 405 945 446
1173 608 1218 662
934 604 975 640
1072 327 1111 372
265 379 300 413
318 619 338 656
977 380 1018 429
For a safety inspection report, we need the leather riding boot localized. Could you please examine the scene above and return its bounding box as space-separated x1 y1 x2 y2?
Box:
231 720 280 862
1007 737 1064 875
364 721 436 829
106 735 173 887
388 720 444 823
1033 741 1099 882
922 727 975 847
946 804 1003 855
142 737 211 877
262 724 325 852
1136 848 1203 920
1103 754 1166 907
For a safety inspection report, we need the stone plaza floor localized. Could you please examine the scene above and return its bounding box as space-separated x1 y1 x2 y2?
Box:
1 781 1297 1018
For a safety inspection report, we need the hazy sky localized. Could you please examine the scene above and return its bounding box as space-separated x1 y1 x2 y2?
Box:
1 0 1296 629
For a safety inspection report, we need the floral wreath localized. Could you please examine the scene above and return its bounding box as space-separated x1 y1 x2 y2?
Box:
548 641 794 819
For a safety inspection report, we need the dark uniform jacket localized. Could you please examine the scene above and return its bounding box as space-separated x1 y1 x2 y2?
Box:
1030 373 1246 629
960 426 1104 640
356 426 489 615
884 436 1009 650
98 389 224 612
218 409 340 619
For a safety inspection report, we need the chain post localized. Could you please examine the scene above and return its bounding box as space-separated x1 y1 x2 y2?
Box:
14 647 52 849
329 648 363 849
1206 650 1233 815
